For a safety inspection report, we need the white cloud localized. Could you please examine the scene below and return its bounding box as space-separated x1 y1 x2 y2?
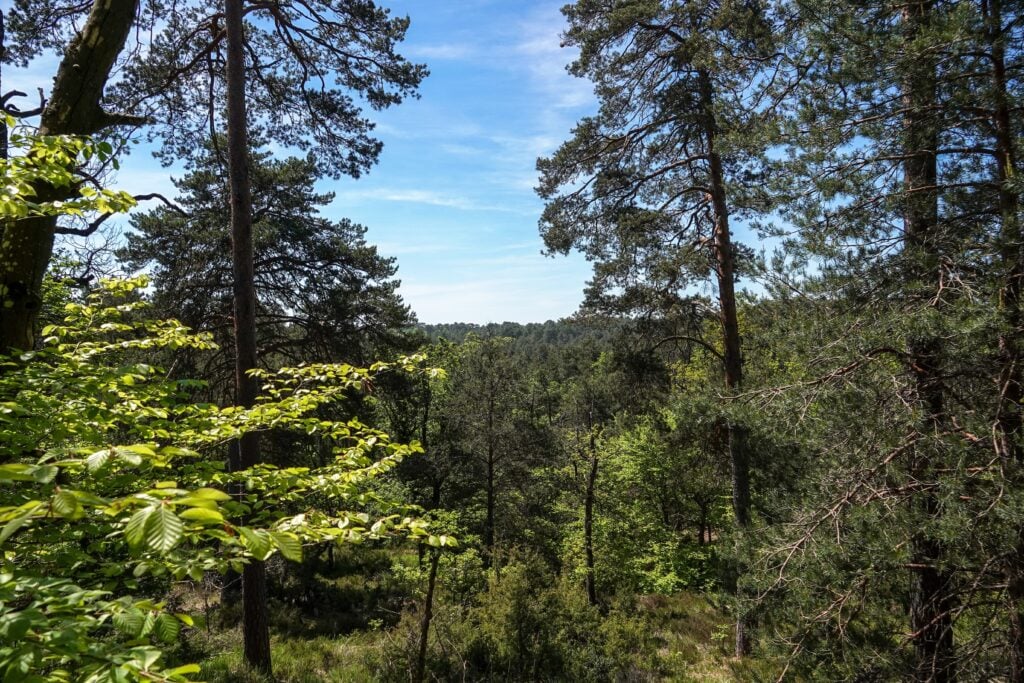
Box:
439 142 485 157
335 187 533 215
373 241 459 257
514 6 595 110
401 272 584 324
406 42 478 60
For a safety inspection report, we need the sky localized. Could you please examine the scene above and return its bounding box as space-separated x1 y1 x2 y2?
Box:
321 0 598 324
4 0 599 324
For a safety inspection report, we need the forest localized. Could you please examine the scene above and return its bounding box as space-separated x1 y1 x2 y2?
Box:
1 0 1023 680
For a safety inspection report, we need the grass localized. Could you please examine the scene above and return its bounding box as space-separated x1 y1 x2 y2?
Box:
197 629 380 683
169 547 781 681
180 590 781 682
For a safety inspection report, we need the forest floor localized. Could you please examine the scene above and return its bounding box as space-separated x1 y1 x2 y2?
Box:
164 548 777 681
179 589 768 681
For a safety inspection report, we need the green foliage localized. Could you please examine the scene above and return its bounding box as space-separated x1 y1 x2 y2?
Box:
118 147 415 377
584 417 723 595
373 553 666 682
0 117 135 219
0 278 435 680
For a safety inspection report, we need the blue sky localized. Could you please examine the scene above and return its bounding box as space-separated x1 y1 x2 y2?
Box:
5 0 598 324
322 1 598 323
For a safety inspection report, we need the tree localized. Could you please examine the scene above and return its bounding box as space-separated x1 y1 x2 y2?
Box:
553 352 641 606
0 274 432 681
0 0 142 352
221 0 271 669
444 337 524 570
0 0 425 353
119 147 412 400
749 0 1024 677
537 0 778 654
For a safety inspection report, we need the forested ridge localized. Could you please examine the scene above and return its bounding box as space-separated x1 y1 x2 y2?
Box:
1 0 1023 680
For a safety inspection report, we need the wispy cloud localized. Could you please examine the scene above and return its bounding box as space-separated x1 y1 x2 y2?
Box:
400 267 588 324
373 241 460 257
439 142 486 157
515 7 594 110
406 42 478 60
336 187 533 215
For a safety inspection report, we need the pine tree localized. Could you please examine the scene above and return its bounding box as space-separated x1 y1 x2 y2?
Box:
119 147 413 397
755 0 1024 677
537 0 780 654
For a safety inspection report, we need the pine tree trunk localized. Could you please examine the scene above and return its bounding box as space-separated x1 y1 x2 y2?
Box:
1010 561 1024 683
224 0 271 673
982 1 1024 676
984 0 1024 467
902 3 955 679
584 432 598 607
484 450 495 571
484 397 496 571
1 12 7 161
697 67 751 657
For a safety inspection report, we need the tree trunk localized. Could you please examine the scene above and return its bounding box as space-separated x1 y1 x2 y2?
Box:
413 549 441 683
484 449 495 571
1010 558 1024 683
484 396 496 571
698 501 709 546
1 11 7 161
983 0 1024 467
0 0 139 354
982 1 1024 676
902 3 954 679
584 432 598 607
224 0 271 673
697 67 751 657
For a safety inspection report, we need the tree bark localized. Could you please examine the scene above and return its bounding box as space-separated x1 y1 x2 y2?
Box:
0 0 140 354
483 396 496 571
584 432 598 607
981 1 1024 677
984 0 1024 467
902 3 955 679
413 549 441 683
697 67 751 657
1 11 7 161
224 0 271 673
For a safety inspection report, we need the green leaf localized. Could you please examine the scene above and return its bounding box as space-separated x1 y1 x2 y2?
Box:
178 507 224 524
270 531 302 562
51 490 82 519
139 610 156 637
116 449 143 466
86 448 112 472
0 464 33 481
191 487 231 501
0 506 39 546
125 506 154 550
113 608 145 637
0 612 32 641
144 505 183 553
153 613 181 643
167 664 201 676
237 527 273 560
122 444 157 458
159 446 200 458
30 465 58 484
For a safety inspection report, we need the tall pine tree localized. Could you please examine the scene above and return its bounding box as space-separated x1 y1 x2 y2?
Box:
537 0 780 654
